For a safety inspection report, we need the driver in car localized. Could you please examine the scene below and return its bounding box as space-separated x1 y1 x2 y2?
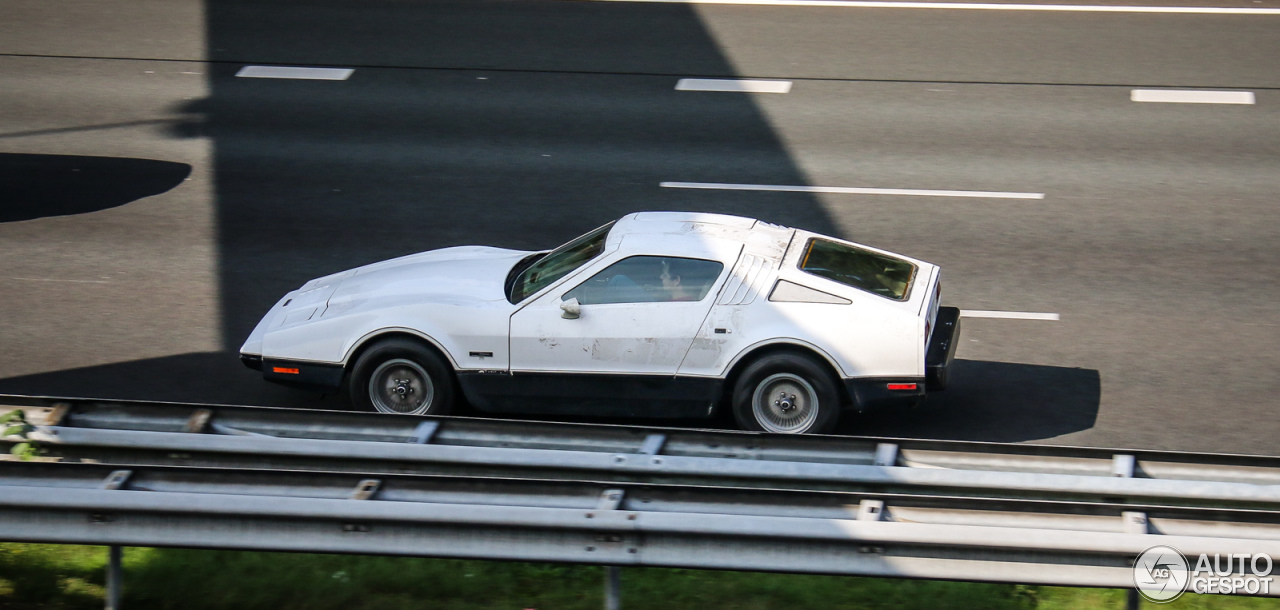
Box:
660 258 700 302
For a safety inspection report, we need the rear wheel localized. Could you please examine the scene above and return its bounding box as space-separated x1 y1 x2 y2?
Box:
732 352 839 434
348 338 455 415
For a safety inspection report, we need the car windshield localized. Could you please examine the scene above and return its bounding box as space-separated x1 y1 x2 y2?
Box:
507 221 615 303
798 238 916 301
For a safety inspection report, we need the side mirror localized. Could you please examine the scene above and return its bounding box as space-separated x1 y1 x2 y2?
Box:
560 298 581 319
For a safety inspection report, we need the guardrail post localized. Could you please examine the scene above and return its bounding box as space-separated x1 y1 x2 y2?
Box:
596 489 627 610
1117 462 1144 609
411 421 439 444
639 434 666 456
106 545 122 610
1112 454 1136 478
46 403 70 426
99 469 132 610
184 409 212 434
857 499 885 522
1121 512 1148 535
1122 510 1147 610
873 443 898 467
349 479 382 501
605 566 621 610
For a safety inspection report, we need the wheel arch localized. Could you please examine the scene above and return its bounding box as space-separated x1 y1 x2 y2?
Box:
721 340 852 408
342 328 459 377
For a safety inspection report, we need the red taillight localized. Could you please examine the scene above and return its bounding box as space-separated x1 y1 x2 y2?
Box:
887 383 918 391
272 367 300 375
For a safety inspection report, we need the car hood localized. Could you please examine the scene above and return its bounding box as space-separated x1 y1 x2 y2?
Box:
325 246 532 309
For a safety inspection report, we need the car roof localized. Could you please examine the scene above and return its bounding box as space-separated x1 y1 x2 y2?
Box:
610 211 783 240
615 211 757 233
608 211 796 262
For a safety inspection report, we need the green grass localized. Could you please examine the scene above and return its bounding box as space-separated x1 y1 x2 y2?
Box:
1 544 1276 609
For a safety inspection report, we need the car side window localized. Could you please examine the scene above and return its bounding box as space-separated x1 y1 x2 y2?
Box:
563 256 724 305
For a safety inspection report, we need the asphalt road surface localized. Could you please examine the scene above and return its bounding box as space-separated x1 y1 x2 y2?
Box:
1 0 1277 454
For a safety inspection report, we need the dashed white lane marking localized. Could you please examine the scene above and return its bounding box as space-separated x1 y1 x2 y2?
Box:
594 0 1280 15
660 181 1044 200
1131 90 1256 105
961 310 1060 321
676 78 793 93
10 277 111 284
235 66 354 81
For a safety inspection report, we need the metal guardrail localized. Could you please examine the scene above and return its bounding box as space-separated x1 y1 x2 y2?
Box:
5 395 1280 509
1 460 1278 592
4 394 1280 604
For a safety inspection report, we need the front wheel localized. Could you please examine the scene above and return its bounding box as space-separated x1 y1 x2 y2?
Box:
732 353 840 434
348 338 455 416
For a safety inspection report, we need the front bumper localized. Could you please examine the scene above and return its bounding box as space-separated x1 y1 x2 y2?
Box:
240 353 263 371
240 353 345 390
925 306 962 391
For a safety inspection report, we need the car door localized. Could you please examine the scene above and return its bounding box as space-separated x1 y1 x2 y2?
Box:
504 246 740 416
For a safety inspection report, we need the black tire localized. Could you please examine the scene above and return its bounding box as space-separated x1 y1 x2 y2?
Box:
348 337 455 416
731 352 840 434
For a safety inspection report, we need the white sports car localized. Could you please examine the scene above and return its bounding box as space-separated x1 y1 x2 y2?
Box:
241 212 959 434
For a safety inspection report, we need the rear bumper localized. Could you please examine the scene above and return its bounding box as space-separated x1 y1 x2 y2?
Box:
925 306 962 391
844 377 926 412
842 306 961 412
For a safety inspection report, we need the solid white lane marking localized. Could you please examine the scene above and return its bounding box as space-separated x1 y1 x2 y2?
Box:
676 78 793 93
236 66 354 81
660 181 1044 200
960 310 1060 321
1131 89 1255 105
594 0 1280 14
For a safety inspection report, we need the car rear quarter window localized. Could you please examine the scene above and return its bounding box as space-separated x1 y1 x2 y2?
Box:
798 238 916 301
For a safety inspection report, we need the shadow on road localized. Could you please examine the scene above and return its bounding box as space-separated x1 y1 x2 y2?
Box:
0 153 190 223
0 352 338 409
0 355 1100 443
847 359 1101 443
